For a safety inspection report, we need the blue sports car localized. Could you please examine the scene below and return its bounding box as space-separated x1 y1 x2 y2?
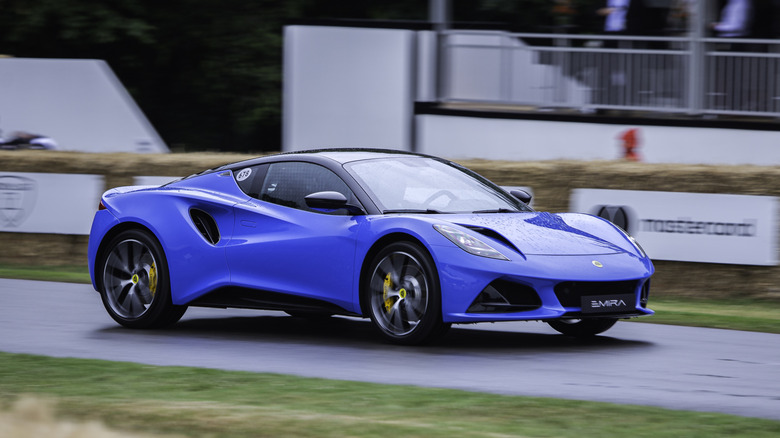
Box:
88 149 653 344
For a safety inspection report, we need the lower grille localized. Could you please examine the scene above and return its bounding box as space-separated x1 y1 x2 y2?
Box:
640 280 650 308
467 279 541 313
554 280 638 307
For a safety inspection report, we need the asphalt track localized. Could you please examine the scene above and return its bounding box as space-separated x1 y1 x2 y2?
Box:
2 278 779 420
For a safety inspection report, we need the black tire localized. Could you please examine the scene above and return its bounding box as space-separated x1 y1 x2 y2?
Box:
98 229 186 328
547 318 618 337
363 241 449 345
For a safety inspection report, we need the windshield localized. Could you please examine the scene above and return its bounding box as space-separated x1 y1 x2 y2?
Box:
345 156 532 214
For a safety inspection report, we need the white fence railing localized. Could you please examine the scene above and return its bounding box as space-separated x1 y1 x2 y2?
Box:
441 30 780 117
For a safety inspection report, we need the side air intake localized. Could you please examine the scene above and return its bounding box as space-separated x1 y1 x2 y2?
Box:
190 209 220 244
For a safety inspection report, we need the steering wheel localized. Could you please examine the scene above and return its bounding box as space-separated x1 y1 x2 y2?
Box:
423 190 456 207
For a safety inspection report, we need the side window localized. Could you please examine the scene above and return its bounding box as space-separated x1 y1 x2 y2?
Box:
259 162 357 214
233 164 268 199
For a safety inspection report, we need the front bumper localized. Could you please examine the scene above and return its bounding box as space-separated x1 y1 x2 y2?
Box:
432 246 654 324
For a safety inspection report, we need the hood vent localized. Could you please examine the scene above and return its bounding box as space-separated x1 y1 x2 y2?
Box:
190 209 220 245
460 225 520 254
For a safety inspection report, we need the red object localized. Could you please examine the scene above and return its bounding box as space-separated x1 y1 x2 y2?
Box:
620 128 640 161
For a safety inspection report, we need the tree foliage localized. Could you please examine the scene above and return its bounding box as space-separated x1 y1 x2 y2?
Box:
452 0 606 33
0 0 604 152
0 0 298 151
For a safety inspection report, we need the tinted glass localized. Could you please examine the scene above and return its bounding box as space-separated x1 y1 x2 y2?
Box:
233 164 267 198
259 162 357 214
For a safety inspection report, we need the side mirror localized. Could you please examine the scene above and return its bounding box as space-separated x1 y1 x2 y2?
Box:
510 189 532 204
304 191 348 210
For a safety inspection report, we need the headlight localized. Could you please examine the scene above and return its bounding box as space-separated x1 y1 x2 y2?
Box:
616 227 647 258
434 224 509 260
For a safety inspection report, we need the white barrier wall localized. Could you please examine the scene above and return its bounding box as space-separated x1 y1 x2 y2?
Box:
0 172 103 235
417 114 780 165
571 189 779 266
2 167 778 268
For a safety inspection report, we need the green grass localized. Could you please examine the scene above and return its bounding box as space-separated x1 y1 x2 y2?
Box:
642 298 780 334
0 264 91 284
1 352 778 438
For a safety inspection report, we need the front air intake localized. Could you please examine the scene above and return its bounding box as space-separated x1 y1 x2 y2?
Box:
467 279 541 313
190 209 220 245
640 280 650 308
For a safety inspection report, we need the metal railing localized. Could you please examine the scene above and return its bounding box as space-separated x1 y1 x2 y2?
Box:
440 30 780 117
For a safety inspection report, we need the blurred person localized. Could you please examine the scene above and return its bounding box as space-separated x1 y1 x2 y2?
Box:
599 0 628 33
710 0 759 111
0 131 58 150
598 0 648 36
619 128 641 161
596 0 648 106
712 0 753 37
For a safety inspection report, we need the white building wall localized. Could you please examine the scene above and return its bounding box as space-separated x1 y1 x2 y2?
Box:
0 58 167 153
417 114 780 165
283 26 416 151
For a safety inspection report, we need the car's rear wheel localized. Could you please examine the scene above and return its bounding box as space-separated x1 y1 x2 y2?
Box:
547 318 617 337
99 229 186 328
364 241 449 345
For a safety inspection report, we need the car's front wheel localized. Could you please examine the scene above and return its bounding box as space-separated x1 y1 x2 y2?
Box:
99 229 186 328
364 241 449 345
547 318 617 337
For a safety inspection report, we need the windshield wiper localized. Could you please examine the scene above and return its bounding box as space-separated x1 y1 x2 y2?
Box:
472 208 518 214
382 209 442 214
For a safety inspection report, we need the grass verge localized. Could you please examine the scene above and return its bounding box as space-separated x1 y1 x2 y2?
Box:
0 264 91 284
1 352 779 438
642 298 780 334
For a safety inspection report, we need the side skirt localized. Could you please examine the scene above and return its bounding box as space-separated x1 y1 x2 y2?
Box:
188 286 360 317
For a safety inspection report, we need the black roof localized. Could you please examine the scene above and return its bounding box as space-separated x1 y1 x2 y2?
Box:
213 148 436 172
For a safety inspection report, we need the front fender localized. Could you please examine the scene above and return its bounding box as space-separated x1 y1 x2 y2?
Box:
88 209 120 290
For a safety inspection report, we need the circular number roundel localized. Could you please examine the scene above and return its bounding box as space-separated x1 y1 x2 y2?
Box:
236 168 252 182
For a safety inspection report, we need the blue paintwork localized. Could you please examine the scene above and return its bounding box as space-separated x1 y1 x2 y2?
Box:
89 152 654 325
350 212 652 323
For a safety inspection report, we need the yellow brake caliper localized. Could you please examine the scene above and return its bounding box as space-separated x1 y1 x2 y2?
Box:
383 273 406 313
148 262 157 297
383 273 393 312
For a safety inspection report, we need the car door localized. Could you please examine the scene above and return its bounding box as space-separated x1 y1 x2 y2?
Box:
226 161 364 313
